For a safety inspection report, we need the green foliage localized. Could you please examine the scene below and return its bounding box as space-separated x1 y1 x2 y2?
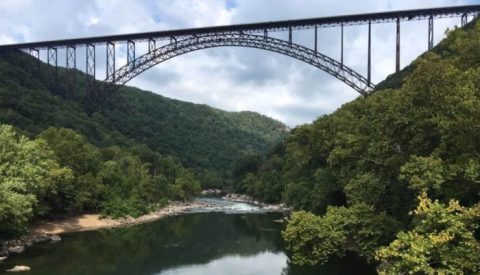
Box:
0 52 287 175
97 155 152 218
170 170 202 201
0 125 71 234
264 19 480 272
344 172 385 206
283 205 398 265
376 192 480 275
399 155 444 191
282 211 347 265
38 127 104 212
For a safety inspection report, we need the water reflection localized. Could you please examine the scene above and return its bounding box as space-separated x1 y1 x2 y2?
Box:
2 200 375 275
158 252 288 275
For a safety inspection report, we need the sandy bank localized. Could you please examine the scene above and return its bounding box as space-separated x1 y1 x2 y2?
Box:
31 200 210 235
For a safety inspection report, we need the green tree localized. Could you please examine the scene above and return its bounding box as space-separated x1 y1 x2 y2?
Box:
376 192 480 275
282 210 347 265
0 125 71 233
98 155 152 218
38 127 103 211
172 170 201 201
283 204 398 265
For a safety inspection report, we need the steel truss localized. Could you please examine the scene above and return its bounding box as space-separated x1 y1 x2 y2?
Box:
47 47 58 86
103 33 375 97
127 40 135 68
86 43 96 101
106 42 115 82
66 45 76 99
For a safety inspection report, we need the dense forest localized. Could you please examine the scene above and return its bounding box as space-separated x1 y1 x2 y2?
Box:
0 48 287 236
0 53 287 175
231 21 480 273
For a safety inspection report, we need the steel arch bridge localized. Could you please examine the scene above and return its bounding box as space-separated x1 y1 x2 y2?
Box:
107 33 374 96
0 4 479 101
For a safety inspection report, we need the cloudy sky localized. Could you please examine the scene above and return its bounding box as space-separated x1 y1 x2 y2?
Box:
0 0 478 126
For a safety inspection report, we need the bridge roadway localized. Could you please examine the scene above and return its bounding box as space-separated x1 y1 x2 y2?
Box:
0 5 479 51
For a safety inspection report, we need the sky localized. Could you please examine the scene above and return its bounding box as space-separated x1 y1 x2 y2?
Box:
0 0 478 126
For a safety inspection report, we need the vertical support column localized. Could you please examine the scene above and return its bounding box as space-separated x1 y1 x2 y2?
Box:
367 20 371 86
428 15 434 50
47 47 58 84
461 13 468 27
170 36 177 48
127 40 135 68
66 45 76 100
341 23 344 66
29 48 40 71
395 17 400 73
106 42 115 83
289 26 292 45
86 43 96 102
314 25 318 54
148 38 156 53
264 29 268 39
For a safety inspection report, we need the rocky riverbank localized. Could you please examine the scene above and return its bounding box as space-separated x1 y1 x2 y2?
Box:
222 193 291 212
0 200 214 270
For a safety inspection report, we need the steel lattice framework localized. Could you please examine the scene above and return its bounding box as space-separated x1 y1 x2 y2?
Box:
0 4 479 101
104 33 374 96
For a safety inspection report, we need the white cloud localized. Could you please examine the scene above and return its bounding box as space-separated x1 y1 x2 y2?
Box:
0 0 476 126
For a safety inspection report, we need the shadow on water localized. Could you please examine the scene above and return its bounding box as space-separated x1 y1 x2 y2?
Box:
1 212 376 275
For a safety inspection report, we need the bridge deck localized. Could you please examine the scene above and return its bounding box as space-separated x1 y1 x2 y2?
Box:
0 5 479 51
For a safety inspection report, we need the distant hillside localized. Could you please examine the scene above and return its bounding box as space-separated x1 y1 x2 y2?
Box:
0 53 288 173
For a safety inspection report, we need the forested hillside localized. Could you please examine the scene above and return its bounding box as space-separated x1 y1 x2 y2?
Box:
0 48 287 236
0 54 287 174
233 21 480 273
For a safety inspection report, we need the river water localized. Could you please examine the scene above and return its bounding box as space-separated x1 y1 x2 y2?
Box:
1 198 375 275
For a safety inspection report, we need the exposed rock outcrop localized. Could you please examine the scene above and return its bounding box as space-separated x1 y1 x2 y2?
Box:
6 265 30 272
201 189 224 195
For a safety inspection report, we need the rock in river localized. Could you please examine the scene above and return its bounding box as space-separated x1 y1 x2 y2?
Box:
7 246 25 254
0 245 9 257
0 256 8 262
6 265 30 272
49 235 62 243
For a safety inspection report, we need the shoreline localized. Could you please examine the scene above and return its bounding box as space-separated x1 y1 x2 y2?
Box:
1 195 290 265
0 200 214 265
30 200 211 235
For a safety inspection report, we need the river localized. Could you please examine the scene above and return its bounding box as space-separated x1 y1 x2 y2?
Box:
1 197 376 275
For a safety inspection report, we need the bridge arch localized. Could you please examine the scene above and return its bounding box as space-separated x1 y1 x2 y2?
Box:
103 33 375 96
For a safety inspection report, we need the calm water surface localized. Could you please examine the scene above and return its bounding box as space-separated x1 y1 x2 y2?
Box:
1 198 376 275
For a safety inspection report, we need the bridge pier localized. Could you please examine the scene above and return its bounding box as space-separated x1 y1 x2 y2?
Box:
367 20 371 86
86 43 96 102
396 17 400 73
148 38 156 53
314 26 317 54
127 40 135 68
106 42 115 83
47 47 58 87
66 45 76 100
428 16 434 50
29 48 40 71
461 13 468 26
341 23 344 66
288 26 292 45
170 36 177 48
